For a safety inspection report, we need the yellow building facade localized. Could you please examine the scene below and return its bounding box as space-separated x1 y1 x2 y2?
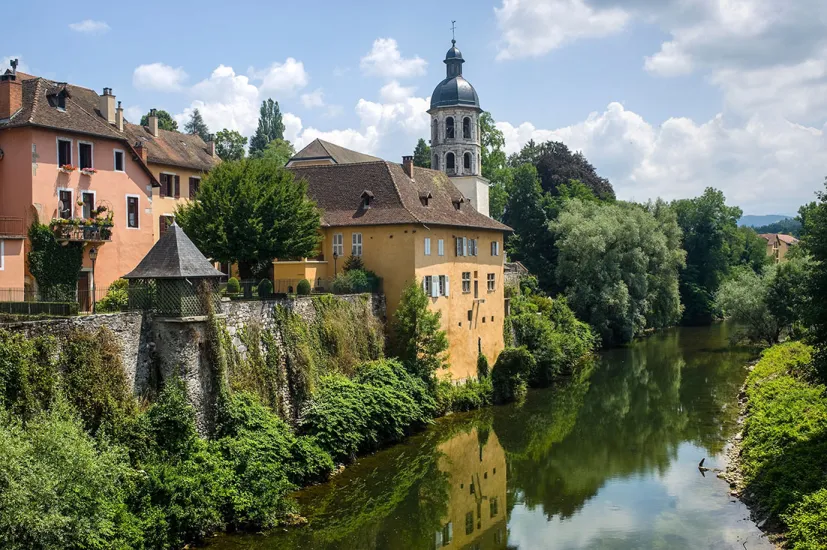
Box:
283 155 510 381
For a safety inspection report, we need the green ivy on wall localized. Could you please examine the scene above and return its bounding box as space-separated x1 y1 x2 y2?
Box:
27 222 84 301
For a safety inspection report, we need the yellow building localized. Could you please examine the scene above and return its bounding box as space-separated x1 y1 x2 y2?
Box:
759 233 799 263
433 428 508 549
282 151 510 380
123 110 220 240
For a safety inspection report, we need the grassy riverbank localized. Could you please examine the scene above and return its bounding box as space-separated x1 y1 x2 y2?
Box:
733 342 827 548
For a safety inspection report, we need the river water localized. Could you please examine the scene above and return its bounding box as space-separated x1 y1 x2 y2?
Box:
211 323 773 550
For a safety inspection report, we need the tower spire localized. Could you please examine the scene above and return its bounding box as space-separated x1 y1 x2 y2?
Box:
451 20 457 43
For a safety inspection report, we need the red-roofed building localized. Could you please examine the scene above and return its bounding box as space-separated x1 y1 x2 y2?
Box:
759 233 799 263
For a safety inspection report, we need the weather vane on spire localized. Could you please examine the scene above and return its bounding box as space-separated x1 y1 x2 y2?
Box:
451 20 457 43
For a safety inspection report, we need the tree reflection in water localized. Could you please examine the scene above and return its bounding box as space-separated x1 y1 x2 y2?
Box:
209 323 762 550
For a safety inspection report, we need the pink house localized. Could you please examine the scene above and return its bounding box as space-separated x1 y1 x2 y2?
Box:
0 60 158 308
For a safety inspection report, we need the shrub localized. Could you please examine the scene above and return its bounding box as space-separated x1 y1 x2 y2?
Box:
297 279 311 296
95 278 130 313
301 359 434 462
343 255 365 272
0 330 58 420
437 376 493 414
331 269 379 294
477 354 490 379
785 489 827 549
0 406 141 550
491 347 535 404
226 277 241 294
257 278 273 299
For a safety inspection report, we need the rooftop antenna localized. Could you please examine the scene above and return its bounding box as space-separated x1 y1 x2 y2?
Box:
451 20 457 44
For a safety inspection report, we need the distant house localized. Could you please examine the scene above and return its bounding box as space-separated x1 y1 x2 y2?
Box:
286 138 381 168
284 148 511 380
0 61 159 307
123 112 219 241
759 233 799 263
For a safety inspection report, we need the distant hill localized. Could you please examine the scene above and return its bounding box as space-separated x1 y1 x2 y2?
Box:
739 214 795 227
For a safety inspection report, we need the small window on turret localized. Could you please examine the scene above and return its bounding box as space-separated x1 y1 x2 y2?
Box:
464 152 471 170
446 117 454 139
446 152 455 172
463 117 471 139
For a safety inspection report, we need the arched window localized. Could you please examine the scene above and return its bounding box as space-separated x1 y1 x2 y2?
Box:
432 119 438 143
433 154 439 170
463 117 471 139
446 152 455 171
445 117 455 139
464 152 471 170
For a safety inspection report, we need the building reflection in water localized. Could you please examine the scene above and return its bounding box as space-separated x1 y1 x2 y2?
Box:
433 427 507 550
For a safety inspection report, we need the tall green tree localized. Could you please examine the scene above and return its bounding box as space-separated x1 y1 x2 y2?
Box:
248 99 285 157
552 199 685 346
412 138 430 168
801 178 827 378
139 109 178 131
671 188 743 324
479 112 512 220
183 108 210 142
389 281 449 390
214 129 247 161
174 156 321 279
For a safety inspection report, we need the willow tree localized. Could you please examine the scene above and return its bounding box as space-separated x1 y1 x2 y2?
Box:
175 156 320 279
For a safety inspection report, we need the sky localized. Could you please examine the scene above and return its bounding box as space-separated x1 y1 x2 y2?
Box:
5 0 827 215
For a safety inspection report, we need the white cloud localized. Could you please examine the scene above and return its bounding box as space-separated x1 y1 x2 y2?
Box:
498 102 827 214
133 62 187 91
176 65 261 135
123 105 143 123
379 81 416 103
301 88 325 109
494 0 630 60
68 20 110 33
360 38 427 79
250 57 309 96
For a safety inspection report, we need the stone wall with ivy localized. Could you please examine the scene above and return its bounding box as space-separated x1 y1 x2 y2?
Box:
0 294 387 430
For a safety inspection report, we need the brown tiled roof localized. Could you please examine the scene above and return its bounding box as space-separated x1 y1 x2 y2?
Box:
759 233 800 245
289 138 382 165
289 160 511 232
123 122 219 172
0 74 160 186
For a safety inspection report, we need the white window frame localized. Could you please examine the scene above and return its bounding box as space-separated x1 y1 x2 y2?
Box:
491 240 500 256
487 273 496 292
332 233 344 257
113 149 125 172
438 239 444 256
423 275 432 296
80 190 96 219
57 187 74 219
77 140 94 170
56 137 72 166
352 232 363 256
0 240 4 271
456 237 463 256
125 194 140 229
438 275 446 296
462 272 471 294
424 237 431 256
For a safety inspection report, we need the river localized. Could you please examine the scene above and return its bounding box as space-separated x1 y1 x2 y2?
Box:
210 323 772 549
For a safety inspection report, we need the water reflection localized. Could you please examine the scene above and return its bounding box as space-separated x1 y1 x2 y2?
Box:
211 324 771 550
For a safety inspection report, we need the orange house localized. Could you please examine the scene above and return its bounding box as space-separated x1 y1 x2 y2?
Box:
0 61 158 307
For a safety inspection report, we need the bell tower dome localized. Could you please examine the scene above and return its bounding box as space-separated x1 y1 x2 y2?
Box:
428 39 489 217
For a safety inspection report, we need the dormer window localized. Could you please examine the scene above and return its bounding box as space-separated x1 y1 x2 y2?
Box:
419 191 432 207
453 198 464 211
48 87 71 111
361 190 374 209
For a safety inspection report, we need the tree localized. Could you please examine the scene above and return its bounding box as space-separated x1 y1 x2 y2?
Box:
249 99 285 157
412 138 430 168
259 139 295 167
671 188 743 324
552 199 685 346
801 179 827 377
479 112 512 220
754 218 802 238
140 109 178 131
214 129 247 161
730 226 771 273
389 281 449 390
174 156 321 279
716 267 782 346
184 109 210 142
509 140 615 201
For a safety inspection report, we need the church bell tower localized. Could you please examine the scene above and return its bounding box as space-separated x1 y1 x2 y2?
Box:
428 38 490 217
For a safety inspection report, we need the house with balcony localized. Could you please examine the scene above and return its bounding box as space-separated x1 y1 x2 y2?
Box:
0 60 158 305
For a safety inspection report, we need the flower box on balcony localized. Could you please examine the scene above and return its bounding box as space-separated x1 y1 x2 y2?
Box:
58 165 77 174
80 168 97 176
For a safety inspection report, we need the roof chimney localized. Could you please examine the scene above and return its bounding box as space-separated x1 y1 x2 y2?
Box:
0 59 22 120
134 140 147 163
402 155 414 179
115 101 124 132
148 108 159 137
99 87 116 124
206 133 216 158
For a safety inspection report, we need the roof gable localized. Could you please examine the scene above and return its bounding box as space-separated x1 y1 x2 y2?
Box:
290 138 382 165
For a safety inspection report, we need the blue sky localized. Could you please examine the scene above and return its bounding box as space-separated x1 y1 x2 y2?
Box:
5 0 827 214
